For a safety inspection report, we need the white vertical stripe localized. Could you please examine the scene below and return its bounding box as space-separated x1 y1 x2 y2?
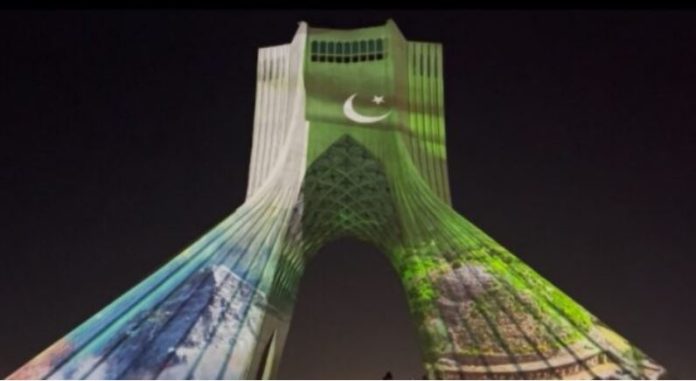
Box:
247 49 266 197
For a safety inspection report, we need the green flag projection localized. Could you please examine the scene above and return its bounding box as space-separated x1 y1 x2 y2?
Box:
10 20 665 380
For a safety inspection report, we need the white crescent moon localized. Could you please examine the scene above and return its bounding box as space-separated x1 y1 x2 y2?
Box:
343 93 391 124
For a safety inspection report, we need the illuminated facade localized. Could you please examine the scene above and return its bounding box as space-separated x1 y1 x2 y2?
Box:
10 21 665 380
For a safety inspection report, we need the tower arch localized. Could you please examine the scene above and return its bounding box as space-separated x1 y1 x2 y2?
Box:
9 20 665 380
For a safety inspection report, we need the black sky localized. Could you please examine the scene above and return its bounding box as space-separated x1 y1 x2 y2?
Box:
1 10 695 379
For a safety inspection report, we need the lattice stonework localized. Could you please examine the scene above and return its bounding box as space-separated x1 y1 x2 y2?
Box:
9 20 665 380
301 135 400 251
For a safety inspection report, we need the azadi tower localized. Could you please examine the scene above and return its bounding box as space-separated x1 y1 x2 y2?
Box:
10 20 665 380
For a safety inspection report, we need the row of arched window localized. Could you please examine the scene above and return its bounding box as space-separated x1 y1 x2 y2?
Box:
310 38 386 63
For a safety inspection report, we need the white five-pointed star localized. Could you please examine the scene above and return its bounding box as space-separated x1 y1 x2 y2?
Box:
372 95 385 105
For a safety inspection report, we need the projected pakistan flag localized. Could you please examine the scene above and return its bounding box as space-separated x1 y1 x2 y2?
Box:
9 20 665 380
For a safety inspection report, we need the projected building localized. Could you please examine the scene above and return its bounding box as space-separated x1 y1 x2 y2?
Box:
10 21 665 380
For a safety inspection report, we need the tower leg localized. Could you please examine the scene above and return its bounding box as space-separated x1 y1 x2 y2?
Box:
390 200 663 380
8 196 303 380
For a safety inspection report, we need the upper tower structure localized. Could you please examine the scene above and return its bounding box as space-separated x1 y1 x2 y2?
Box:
9 20 664 380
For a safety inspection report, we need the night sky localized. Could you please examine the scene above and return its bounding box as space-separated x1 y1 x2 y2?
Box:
1 10 695 379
